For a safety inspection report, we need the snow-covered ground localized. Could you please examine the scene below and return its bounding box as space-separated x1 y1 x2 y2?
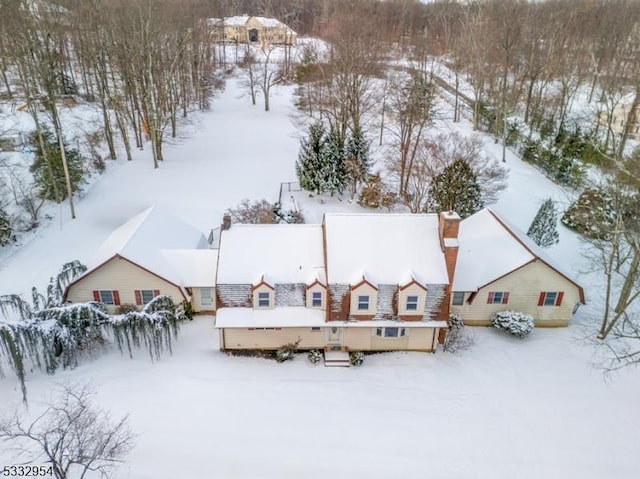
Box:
0 75 638 478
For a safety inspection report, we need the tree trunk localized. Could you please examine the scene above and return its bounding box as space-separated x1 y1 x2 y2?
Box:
50 103 76 219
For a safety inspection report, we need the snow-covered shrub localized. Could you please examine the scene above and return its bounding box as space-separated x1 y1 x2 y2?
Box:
307 349 322 365
116 303 137 314
491 311 535 339
276 339 301 363
227 199 303 224
350 351 365 366
443 313 475 353
358 173 396 210
561 188 614 239
0 208 14 246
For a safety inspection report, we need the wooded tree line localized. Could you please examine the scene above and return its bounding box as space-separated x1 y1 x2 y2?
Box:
0 0 224 174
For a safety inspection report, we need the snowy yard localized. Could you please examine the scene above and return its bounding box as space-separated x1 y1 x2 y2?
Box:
0 75 639 478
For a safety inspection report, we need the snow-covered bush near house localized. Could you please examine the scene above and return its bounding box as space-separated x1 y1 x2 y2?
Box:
491 311 535 339
276 339 301 363
307 349 322 365
443 313 475 353
350 351 365 366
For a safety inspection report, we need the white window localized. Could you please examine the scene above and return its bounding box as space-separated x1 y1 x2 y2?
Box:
375 327 407 338
311 291 322 308
258 292 270 308
357 295 369 311
99 290 114 305
406 295 419 311
452 292 465 306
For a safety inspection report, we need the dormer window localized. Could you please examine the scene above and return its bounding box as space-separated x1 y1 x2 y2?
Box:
258 292 270 308
398 279 426 316
306 281 326 310
252 277 274 310
357 295 370 311
312 291 322 308
406 295 419 311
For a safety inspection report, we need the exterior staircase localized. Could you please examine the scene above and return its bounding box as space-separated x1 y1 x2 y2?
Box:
324 347 350 367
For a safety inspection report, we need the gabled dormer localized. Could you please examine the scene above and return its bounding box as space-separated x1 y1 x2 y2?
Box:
252 274 274 309
306 275 327 310
398 274 427 320
349 273 378 319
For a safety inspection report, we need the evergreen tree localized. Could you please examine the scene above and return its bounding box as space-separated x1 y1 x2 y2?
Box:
322 128 348 196
29 127 84 202
428 159 483 218
527 198 560 248
0 208 12 246
344 128 371 198
296 122 326 194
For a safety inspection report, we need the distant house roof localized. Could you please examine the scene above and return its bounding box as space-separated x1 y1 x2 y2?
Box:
323 213 449 286
222 15 296 33
454 209 584 301
71 206 213 290
216 224 325 284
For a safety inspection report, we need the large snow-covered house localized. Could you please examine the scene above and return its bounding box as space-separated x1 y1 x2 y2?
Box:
64 207 218 313
215 213 456 352
65 206 584 354
207 15 297 45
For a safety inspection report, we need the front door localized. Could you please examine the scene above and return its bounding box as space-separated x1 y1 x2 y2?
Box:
326 326 343 346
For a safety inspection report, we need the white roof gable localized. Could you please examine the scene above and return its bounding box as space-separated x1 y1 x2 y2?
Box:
216 224 325 284
323 213 449 285
87 206 211 287
453 209 576 292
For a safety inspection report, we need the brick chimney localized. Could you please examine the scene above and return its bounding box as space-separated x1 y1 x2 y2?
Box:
438 211 460 284
221 214 231 231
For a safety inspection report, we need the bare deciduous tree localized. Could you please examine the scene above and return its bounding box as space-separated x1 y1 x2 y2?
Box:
0 383 134 479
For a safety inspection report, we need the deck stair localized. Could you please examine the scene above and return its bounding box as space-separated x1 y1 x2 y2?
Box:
324 348 350 367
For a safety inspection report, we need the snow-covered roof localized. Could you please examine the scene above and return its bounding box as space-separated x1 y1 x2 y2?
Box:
160 249 218 287
453 209 580 293
216 224 325 284
224 15 250 26
222 15 296 33
323 213 449 286
83 207 211 288
215 307 445 328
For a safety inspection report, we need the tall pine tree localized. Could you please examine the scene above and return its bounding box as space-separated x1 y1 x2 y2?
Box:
527 198 560 248
322 128 348 196
428 159 483 218
344 128 371 199
296 122 326 194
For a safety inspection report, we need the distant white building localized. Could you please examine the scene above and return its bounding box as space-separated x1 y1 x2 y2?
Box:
598 94 640 140
207 15 297 46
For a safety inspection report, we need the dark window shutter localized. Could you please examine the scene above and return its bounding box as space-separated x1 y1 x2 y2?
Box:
93 290 100 301
487 292 494 304
538 292 545 306
153 289 160 297
502 292 509 304
135 290 142 305
555 292 564 306
113 290 121 306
